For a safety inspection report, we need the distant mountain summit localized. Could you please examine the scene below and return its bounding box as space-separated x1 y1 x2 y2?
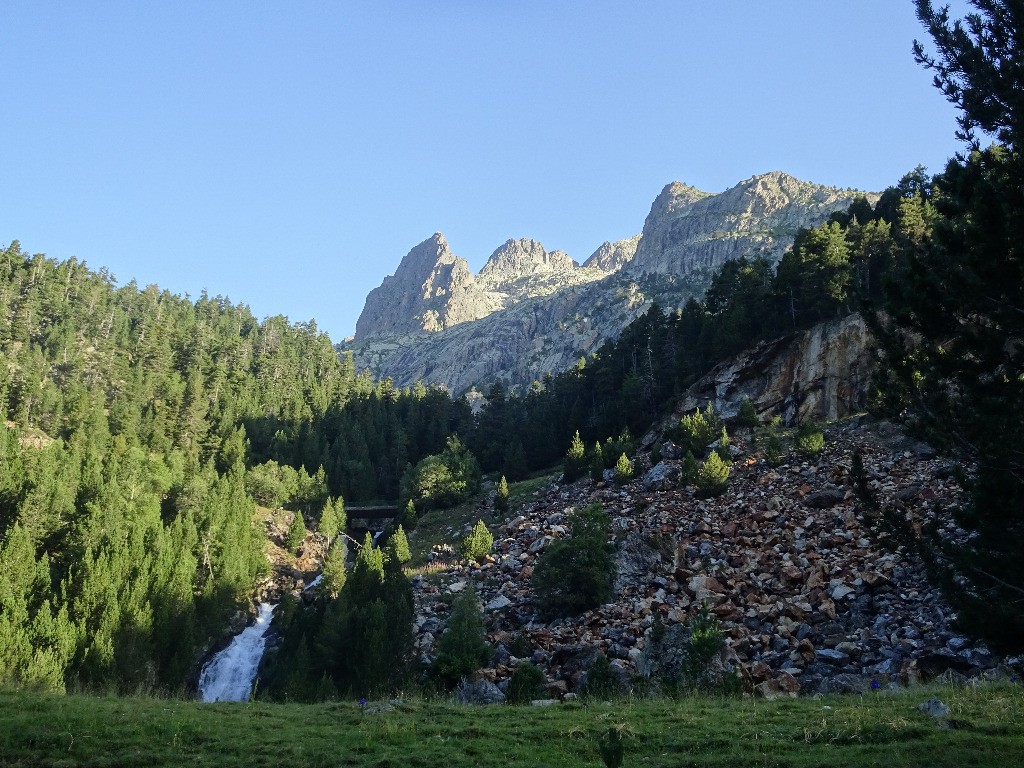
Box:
346 173 873 392
354 233 496 337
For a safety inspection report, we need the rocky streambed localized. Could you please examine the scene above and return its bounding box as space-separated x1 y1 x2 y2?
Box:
411 418 1019 701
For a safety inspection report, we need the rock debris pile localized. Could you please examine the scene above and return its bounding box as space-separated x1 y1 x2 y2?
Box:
412 419 1015 699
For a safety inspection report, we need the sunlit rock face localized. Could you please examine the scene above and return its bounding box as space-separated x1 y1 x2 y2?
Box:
347 174 873 394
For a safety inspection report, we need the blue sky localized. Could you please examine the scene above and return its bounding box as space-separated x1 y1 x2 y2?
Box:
2 1 970 341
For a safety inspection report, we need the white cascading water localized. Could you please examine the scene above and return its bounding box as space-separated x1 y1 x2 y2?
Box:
198 602 276 702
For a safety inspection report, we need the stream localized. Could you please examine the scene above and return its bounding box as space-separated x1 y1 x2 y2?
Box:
198 602 276 702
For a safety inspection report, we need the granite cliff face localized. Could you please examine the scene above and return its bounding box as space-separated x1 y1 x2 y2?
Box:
629 172 864 277
354 233 499 337
347 173 873 393
672 313 874 426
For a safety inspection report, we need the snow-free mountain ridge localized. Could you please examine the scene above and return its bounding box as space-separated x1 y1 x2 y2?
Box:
346 173 874 393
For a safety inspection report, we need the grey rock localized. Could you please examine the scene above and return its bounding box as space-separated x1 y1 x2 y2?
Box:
806 487 848 509
456 678 506 705
486 595 512 611
347 174 872 395
816 648 851 666
918 699 951 718
642 462 679 491
614 536 663 593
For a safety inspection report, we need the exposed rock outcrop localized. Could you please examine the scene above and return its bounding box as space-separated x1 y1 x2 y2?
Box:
629 173 864 277
582 234 641 272
347 174 875 393
354 233 498 338
674 313 874 426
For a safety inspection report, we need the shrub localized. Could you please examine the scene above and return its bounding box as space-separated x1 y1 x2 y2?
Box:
581 653 623 701
696 452 730 496
532 503 614 617
430 589 491 689
461 519 493 562
505 663 547 704
613 453 633 485
796 421 825 458
677 404 721 455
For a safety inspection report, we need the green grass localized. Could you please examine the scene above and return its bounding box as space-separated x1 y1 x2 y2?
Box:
2 684 1023 767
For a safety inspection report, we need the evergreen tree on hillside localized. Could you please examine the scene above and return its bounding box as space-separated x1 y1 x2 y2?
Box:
870 1 1024 653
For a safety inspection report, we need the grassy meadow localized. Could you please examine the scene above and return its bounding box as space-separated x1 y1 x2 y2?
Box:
2 682 1023 767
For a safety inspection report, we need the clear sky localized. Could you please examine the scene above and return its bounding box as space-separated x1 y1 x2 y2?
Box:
2 1 971 342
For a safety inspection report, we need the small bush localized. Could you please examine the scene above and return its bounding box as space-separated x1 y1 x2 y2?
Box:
461 519 493 562
508 633 532 659
796 421 825 458
582 653 623 701
696 452 730 496
505 663 547 704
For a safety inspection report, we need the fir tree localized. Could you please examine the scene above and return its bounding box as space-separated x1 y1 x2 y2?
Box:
869 1 1024 653
563 430 587 482
613 453 632 485
461 519 493 563
430 588 491 689
286 510 307 555
321 538 347 598
494 475 509 515
388 524 411 564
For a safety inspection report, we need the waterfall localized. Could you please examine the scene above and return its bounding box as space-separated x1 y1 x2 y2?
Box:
198 602 275 702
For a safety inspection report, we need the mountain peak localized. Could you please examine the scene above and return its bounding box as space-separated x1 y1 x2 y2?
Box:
478 238 577 289
354 233 495 338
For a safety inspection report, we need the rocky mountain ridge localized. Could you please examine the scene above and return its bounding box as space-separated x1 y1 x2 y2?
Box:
345 173 873 393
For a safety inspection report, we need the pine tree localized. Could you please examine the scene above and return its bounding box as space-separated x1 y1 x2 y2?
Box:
321 538 347 598
563 430 587 482
494 475 509 515
430 588 491 689
286 512 307 555
613 453 632 485
461 519 493 563
696 452 730 497
389 524 411 564
870 1 1024 653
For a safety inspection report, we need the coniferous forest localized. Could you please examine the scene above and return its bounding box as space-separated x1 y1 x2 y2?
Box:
0 244 467 693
